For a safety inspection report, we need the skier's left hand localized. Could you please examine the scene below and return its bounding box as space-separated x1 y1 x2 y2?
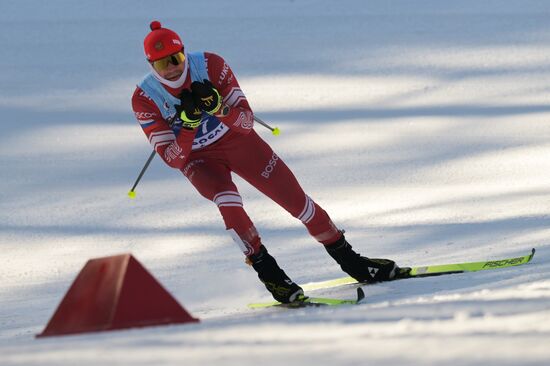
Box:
191 79 222 115
176 89 203 129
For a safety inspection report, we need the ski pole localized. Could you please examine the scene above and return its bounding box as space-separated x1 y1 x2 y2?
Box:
128 114 279 198
128 112 180 199
127 150 155 199
254 115 280 136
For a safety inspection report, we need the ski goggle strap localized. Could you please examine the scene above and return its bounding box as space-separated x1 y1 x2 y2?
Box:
151 51 185 71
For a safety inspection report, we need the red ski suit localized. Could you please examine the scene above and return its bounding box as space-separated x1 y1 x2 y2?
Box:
132 52 340 255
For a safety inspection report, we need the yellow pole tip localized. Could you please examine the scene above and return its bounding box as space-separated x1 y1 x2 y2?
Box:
272 127 281 136
128 191 136 199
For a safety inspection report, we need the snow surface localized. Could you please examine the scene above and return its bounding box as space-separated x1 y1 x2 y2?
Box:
1 0 550 365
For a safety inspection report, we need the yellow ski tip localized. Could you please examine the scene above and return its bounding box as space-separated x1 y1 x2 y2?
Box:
272 127 281 136
128 190 136 199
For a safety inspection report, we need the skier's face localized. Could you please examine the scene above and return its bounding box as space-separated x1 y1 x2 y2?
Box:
152 51 186 81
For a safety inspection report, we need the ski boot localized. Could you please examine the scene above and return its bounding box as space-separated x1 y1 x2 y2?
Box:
247 245 304 303
325 233 406 283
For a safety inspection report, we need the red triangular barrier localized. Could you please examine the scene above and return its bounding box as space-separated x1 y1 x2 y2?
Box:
37 254 199 338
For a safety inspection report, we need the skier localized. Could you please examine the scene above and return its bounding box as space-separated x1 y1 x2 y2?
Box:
132 21 402 303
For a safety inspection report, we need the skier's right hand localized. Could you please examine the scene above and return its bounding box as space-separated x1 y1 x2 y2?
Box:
177 89 202 129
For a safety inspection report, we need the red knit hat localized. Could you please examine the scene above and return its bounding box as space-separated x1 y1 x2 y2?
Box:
143 21 184 61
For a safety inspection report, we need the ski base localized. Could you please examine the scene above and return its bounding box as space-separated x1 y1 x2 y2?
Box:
249 288 365 309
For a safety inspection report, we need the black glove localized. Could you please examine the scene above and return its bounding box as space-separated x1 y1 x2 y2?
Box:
191 79 222 115
176 89 202 129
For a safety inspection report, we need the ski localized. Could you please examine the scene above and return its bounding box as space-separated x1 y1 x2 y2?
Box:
248 249 535 309
302 248 536 291
249 288 365 309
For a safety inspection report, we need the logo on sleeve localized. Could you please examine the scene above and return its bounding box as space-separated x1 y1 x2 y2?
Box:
164 142 183 163
218 63 230 85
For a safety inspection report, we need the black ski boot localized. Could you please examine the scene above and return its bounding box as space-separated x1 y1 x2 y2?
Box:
247 245 304 303
325 233 400 283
